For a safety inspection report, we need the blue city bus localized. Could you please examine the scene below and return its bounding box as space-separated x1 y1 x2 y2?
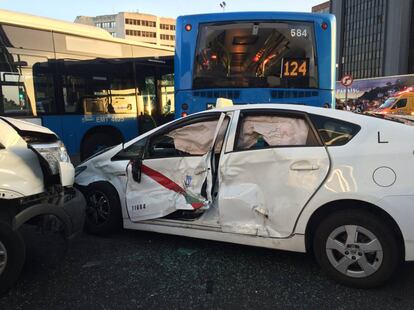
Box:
0 10 174 161
175 12 336 117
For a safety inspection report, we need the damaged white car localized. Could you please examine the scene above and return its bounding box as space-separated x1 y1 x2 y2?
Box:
75 104 414 288
0 117 85 294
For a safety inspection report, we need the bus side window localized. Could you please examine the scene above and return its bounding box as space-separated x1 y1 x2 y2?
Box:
61 59 136 115
33 60 56 115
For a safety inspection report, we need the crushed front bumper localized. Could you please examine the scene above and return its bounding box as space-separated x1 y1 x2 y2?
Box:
62 187 86 239
13 187 86 239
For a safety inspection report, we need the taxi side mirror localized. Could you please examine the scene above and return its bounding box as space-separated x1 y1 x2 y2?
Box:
131 158 143 183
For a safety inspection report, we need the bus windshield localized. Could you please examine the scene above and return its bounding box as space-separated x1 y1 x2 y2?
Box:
0 54 34 116
193 21 317 89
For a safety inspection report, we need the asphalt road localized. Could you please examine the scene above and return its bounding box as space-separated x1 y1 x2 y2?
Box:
1 227 414 310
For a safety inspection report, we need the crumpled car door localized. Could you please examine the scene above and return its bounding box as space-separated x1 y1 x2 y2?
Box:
125 113 227 222
218 112 330 238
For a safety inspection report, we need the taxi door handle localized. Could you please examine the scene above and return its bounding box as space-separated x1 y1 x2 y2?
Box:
290 161 319 171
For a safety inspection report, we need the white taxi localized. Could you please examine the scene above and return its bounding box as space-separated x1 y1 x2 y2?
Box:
75 103 414 288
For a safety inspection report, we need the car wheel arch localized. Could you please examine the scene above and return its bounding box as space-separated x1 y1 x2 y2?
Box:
304 199 405 258
80 181 123 234
78 181 123 209
12 204 72 237
76 169 128 219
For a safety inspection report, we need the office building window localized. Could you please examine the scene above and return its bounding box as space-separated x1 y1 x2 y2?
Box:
339 0 387 79
160 34 175 41
126 29 156 38
160 24 176 30
125 18 156 27
96 21 116 29
409 2 414 73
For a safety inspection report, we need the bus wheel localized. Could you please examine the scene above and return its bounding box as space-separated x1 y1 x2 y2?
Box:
81 131 122 160
0 222 26 295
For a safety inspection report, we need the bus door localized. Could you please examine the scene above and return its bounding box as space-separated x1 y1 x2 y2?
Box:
134 59 174 134
156 70 175 124
32 59 64 137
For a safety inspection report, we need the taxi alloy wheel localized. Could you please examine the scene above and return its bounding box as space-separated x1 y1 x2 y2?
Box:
84 182 122 235
325 225 383 278
313 210 401 288
86 191 111 226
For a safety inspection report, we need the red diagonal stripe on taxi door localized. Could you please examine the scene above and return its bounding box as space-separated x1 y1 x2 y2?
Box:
140 164 204 209
141 164 186 194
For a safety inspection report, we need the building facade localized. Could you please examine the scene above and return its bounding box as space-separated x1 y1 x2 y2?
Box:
312 1 330 13
75 12 176 47
331 0 414 80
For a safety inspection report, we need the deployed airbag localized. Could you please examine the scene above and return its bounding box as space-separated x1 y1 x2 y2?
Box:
237 116 309 149
167 120 218 155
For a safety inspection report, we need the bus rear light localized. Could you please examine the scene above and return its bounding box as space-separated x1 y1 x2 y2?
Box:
181 112 188 117
253 55 260 62
185 24 192 31
321 22 328 30
211 54 217 60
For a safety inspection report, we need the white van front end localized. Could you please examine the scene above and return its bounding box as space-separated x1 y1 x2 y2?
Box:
0 116 85 294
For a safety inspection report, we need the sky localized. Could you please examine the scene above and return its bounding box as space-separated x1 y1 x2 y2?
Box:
0 0 323 21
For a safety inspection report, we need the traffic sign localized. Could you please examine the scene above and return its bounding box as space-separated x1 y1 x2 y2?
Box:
341 74 353 87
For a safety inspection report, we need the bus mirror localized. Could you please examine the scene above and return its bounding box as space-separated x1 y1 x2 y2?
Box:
216 98 233 108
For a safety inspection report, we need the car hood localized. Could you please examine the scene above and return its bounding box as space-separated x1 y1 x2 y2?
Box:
0 116 55 135
78 143 123 167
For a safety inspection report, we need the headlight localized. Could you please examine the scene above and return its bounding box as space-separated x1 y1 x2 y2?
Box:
31 141 71 175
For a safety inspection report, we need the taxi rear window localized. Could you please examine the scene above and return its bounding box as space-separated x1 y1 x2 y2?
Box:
309 114 361 146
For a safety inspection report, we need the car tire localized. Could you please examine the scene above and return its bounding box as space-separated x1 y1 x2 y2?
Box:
0 222 26 295
83 182 122 235
313 210 401 288
81 132 122 161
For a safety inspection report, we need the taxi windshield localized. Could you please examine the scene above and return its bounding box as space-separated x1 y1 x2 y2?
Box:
379 97 397 109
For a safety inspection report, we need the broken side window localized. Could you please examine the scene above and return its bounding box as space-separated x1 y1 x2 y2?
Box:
236 114 315 150
167 120 219 155
147 118 221 158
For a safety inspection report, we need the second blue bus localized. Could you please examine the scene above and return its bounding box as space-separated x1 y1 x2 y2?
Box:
174 12 336 117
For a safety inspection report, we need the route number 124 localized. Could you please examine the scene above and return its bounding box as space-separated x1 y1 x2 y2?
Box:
282 58 309 78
